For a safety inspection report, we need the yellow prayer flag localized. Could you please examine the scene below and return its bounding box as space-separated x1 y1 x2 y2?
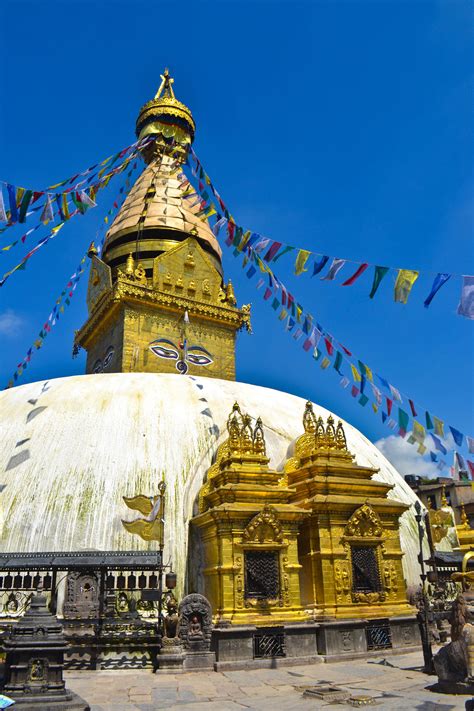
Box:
279 309 288 321
412 420 426 443
321 357 331 369
295 249 311 276
372 403 378 413
350 364 361 382
433 416 444 438
296 305 303 323
394 269 419 304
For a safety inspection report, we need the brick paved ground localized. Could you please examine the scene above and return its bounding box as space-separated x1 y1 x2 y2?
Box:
64 651 473 710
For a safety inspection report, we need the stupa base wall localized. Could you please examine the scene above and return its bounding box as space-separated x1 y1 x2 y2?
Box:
210 616 421 669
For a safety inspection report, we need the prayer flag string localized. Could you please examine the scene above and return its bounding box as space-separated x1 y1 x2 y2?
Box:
3 160 143 389
185 148 473 320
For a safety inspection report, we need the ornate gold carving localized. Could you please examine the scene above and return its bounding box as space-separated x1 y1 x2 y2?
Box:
240 303 252 333
345 504 383 538
284 404 354 472
176 276 184 289
185 251 195 268
226 280 237 306
383 562 399 598
352 591 386 604
242 505 284 544
253 418 266 456
335 563 351 603
188 280 196 292
202 279 211 295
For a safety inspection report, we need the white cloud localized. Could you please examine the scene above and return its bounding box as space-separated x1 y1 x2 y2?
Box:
0 309 24 337
375 435 439 479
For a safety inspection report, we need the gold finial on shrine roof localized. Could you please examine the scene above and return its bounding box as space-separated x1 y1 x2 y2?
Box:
460 503 470 529
284 407 354 473
441 484 448 507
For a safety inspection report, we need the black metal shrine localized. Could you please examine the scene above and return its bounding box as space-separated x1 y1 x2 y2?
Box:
0 551 164 670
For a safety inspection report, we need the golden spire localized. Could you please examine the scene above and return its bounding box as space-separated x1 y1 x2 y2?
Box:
155 68 175 100
460 503 470 529
136 68 195 145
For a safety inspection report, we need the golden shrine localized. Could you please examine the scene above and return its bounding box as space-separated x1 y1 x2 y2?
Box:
192 401 414 627
191 403 308 625
74 70 250 380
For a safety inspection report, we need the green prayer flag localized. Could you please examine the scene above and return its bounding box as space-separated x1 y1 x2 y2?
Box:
334 351 343 374
369 266 389 299
425 411 434 430
271 298 280 311
272 245 294 262
18 190 33 223
398 408 410 432
359 394 369 406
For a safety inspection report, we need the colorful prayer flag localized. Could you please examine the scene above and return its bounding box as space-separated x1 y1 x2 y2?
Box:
342 263 369 286
424 273 451 308
312 255 329 276
433 417 444 438
457 276 474 320
394 269 419 304
449 426 464 448
321 257 346 281
0 188 6 222
295 249 311 276
334 351 343 374
369 266 389 299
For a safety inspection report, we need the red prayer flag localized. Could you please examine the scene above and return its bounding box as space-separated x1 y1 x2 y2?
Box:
409 399 417 417
340 344 352 356
263 287 272 300
386 397 393 416
468 460 474 479
341 263 369 286
324 338 334 356
351 385 360 398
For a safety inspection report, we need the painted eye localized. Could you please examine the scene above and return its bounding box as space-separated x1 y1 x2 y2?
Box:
103 347 115 368
187 353 213 367
149 342 179 360
92 360 103 373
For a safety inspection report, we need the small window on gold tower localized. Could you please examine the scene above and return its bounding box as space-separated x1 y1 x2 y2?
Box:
351 546 381 593
244 551 279 600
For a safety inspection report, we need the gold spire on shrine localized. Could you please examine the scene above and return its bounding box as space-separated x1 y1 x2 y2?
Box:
136 68 196 148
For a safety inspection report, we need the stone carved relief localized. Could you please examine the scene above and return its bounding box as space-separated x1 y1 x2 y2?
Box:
178 593 212 651
242 505 284 544
63 571 99 619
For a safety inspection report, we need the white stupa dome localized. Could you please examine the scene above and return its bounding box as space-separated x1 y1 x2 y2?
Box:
0 373 423 588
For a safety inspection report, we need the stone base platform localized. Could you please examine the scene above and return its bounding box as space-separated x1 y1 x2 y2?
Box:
211 616 421 669
3 689 90 710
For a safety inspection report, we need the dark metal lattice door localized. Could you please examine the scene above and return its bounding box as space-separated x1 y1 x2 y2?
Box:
351 546 381 593
244 551 279 599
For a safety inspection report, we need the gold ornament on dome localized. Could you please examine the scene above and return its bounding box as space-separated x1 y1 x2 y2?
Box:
198 403 270 513
284 403 354 472
136 68 196 142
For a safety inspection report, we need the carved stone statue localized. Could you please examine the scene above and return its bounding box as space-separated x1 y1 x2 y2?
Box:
163 594 179 639
178 593 212 651
434 591 474 687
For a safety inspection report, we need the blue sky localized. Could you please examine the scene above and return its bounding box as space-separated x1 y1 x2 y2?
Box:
0 1 472 477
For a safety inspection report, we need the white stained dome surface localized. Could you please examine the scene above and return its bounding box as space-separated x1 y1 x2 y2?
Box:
0 373 424 588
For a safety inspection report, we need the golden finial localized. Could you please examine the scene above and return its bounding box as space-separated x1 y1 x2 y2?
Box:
303 401 317 433
125 253 135 277
253 417 266 456
155 68 175 100
241 414 254 454
326 415 337 447
87 241 98 258
335 420 348 450
441 484 448 507
226 280 237 306
460 503 470 529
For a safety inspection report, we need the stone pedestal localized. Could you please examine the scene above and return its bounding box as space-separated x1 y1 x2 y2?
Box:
1 588 89 709
155 637 185 673
183 650 215 671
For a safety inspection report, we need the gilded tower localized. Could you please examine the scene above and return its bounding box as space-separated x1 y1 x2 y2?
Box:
75 70 250 379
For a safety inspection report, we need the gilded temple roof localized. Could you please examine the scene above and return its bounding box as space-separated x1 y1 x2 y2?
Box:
102 155 222 264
